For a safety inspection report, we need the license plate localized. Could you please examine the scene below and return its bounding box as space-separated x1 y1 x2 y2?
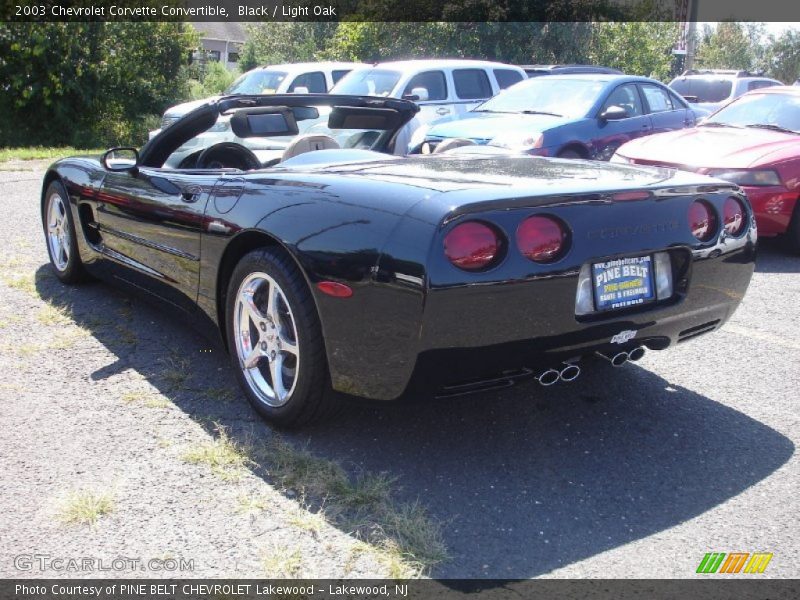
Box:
592 255 655 311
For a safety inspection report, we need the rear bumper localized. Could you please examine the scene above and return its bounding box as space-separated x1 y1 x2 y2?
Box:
330 238 755 401
399 240 754 399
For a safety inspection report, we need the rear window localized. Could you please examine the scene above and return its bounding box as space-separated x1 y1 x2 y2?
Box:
289 71 327 93
494 69 524 89
640 84 674 113
747 80 777 91
453 68 493 99
332 69 352 85
670 78 733 103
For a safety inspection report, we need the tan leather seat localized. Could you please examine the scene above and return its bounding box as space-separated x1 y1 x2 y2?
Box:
281 134 340 161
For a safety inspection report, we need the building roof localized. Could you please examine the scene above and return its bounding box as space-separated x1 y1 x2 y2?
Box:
192 22 247 44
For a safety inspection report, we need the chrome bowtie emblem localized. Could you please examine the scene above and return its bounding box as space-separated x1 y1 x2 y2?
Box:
611 330 637 345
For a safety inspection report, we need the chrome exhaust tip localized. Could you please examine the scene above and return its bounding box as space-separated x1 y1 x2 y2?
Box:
559 364 581 382
538 368 561 386
597 351 629 367
628 346 646 362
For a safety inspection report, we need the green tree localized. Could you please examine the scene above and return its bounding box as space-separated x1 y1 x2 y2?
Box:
695 22 756 71
765 29 800 83
239 22 337 67
589 22 680 81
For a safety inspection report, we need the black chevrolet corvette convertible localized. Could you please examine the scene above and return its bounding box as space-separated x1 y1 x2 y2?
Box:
41 94 756 426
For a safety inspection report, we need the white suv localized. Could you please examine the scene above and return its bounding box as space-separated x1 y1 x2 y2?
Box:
329 59 527 153
151 61 365 138
669 69 782 116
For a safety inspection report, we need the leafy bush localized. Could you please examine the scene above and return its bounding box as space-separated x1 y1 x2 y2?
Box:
187 60 239 101
0 22 197 148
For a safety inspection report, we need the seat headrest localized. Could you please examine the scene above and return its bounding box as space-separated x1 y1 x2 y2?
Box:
281 134 340 161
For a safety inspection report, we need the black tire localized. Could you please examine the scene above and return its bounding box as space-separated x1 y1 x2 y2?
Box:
41 180 88 284
780 200 800 254
225 247 340 428
557 148 583 159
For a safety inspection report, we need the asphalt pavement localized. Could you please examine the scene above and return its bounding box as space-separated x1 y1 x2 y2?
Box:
0 162 796 579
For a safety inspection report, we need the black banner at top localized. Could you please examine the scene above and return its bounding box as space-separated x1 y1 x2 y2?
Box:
3 0 800 22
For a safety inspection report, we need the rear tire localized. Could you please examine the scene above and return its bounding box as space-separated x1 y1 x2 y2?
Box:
780 200 800 254
225 247 340 427
42 180 88 284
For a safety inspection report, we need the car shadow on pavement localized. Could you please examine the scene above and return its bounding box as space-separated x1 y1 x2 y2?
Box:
755 239 800 273
35 264 794 580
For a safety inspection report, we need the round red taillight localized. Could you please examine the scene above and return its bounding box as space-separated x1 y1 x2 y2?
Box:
516 215 567 263
723 197 746 236
688 200 717 242
444 221 501 271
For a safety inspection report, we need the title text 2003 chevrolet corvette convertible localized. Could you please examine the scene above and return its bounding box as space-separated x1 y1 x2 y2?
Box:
41 94 756 426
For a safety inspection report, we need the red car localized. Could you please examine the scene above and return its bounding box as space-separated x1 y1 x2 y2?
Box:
613 86 800 252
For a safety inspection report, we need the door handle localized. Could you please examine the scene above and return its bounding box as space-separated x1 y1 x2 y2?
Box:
181 185 202 203
436 107 450 115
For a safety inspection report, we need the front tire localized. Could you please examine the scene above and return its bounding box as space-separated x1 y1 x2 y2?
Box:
781 200 800 254
557 148 583 159
42 180 87 284
225 247 339 427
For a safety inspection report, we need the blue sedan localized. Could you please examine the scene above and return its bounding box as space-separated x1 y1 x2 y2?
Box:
414 74 697 160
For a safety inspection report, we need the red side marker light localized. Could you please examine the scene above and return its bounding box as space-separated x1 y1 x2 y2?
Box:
317 281 353 298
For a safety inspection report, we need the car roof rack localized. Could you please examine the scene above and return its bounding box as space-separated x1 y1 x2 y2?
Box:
680 69 765 78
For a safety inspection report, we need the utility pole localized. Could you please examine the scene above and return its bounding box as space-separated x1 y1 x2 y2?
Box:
685 0 699 70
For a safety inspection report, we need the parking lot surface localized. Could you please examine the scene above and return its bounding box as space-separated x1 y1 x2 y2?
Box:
0 163 797 578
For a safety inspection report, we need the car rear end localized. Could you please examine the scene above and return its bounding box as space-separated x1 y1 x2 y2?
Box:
404 168 756 398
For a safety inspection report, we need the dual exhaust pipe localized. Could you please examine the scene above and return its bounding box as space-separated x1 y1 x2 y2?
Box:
596 346 646 367
537 363 581 386
535 346 646 386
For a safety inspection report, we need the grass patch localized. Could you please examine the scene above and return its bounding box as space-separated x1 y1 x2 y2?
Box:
144 396 171 409
256 437 448 577
182 425 252 481
122 391 170 409
160 355 191 389
262 544 303 578
0 146 103 163
115 325 138 346
1 272 37 296
57 488 114 526
235 493 268 515
287 502 328 538
203 386 237 403
36 303 73 326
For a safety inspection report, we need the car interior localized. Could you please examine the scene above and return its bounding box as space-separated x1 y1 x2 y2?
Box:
137 95 419 173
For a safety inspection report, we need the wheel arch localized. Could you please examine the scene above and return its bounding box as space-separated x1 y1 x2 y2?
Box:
41 170 64 213
215 229 322 353
557 143 589 158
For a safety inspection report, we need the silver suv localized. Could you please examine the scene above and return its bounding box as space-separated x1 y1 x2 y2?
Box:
669 69 782 115
330 59 527 153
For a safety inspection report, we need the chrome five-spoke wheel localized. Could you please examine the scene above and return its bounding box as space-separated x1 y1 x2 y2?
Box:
46 191 71 272
233 272 300 407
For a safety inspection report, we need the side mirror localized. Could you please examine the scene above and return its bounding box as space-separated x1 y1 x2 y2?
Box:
292 86 310 94
403 86 429 102
101 147 139 173
599 105 628 121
